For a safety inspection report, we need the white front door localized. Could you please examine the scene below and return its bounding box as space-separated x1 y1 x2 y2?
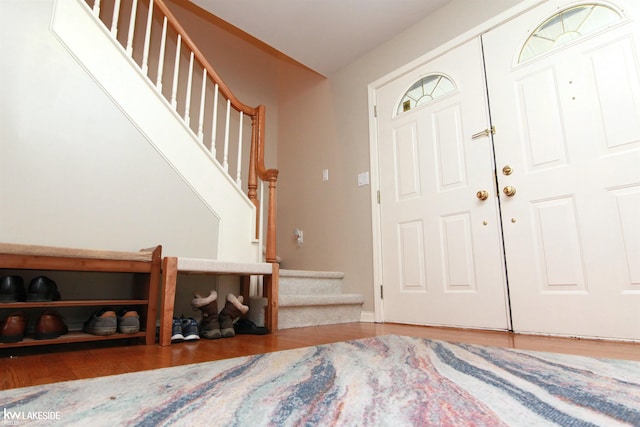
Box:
483 0 640 340
376 38 510 330
373 0 640 340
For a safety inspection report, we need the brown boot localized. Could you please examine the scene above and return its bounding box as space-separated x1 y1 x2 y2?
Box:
192 290 221 339
219 294 249 338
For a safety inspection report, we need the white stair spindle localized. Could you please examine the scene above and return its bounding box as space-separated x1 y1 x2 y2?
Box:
197 69 207 142
236 112 243 185
125 0 138 57
171 35 181 110
92 0 101 17
211 84 219 157
184 52 194 126
141 0 154 75
223 99 230 172
110 0 121 37
156 17 168 91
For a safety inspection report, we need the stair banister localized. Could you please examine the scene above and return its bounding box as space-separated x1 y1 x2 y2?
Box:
87 0 278 263
152 0 279 262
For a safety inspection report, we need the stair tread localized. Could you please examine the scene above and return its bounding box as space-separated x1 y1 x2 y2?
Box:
280 293 364 307
280 269 344 279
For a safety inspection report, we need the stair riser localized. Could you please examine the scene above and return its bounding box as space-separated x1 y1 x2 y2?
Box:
279 277 343 295
278 304 362 330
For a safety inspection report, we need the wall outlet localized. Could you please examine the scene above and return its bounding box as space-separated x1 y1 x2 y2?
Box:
322 169 329 182
294 228 304 247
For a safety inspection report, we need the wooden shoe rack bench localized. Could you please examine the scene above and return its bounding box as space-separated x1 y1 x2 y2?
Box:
0 243 161 349
159 257 279 346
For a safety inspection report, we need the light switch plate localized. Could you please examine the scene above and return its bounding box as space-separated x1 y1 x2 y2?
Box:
357 171 370 187
322 169 329 182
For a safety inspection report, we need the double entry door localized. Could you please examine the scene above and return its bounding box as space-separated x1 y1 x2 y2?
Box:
375 0 640 340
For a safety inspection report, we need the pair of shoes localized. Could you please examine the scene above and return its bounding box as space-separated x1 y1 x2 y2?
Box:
191 291 249 338
234 318 269 335
83 308 140 336
0 275 61 302
1 311 27 343
34 310 68 340
0 310 69 342
171 316 200 342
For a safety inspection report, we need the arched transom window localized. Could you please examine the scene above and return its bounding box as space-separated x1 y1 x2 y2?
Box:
397 74 456 115
519 4 623 63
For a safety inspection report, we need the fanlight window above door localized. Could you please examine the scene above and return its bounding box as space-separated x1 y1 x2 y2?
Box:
396 74 455 115
519 4 622 63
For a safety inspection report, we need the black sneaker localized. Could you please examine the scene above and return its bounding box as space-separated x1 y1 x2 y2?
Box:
181 317 200 341
234 318 269 335
171 317 185 342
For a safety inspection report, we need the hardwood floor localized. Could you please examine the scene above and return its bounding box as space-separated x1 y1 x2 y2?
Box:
1 322 639 390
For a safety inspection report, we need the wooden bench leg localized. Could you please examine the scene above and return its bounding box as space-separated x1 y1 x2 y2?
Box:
159 257 178 346
263 263 279 333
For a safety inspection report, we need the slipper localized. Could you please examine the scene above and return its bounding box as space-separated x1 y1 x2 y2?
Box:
234 318 269 335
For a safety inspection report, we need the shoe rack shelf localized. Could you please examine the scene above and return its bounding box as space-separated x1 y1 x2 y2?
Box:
0 331 148 348
0 243 162 349
1 300 149 308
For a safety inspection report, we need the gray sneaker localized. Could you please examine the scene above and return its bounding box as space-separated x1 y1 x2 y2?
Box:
117 308 140 334
83 308 117 335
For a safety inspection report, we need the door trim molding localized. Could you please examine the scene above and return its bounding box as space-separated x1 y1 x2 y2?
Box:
367 0 545 323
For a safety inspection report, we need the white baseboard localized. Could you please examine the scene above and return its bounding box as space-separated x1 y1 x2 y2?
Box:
360 311 375 323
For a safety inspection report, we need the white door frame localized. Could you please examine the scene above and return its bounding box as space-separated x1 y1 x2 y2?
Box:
367 0 545 323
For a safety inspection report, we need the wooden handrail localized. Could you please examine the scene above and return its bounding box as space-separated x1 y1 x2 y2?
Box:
153 1 254 115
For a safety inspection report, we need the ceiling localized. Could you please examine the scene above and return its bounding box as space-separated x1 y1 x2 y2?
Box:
190 0 451 76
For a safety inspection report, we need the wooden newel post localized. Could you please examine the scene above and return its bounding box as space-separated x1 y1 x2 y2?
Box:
265 170 279 263
246 113 278 264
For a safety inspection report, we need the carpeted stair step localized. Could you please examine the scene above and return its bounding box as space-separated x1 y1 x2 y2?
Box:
279 294 365 329
279 269 344 295
277 269 364 329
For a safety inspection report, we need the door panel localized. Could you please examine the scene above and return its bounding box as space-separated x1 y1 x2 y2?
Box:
483 0 640 340
517 68 568 168
376 38 510 329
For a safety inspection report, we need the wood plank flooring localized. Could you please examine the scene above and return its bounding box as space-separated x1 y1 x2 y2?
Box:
2 322 639 390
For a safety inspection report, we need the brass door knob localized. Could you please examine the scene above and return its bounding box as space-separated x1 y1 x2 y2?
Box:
503 186 517 197
476 190 489 201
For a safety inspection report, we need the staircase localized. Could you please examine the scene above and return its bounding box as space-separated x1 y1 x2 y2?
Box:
44 1 360 332
54 0 278 263
277 270 364 329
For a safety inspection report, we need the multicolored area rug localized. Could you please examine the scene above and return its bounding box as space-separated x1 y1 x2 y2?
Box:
1 335 639 426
